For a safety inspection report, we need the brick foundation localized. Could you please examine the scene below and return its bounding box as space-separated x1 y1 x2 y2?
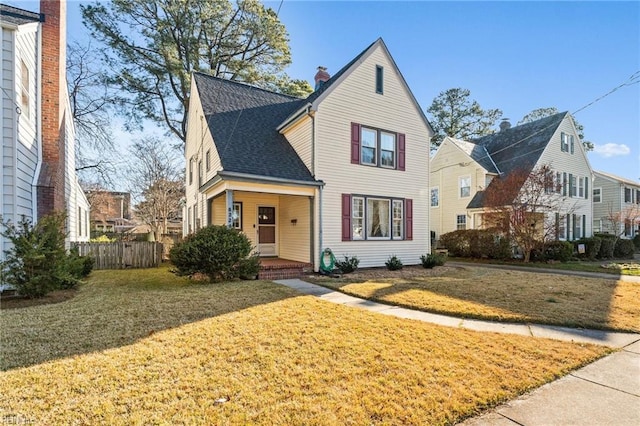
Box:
258 260 312 280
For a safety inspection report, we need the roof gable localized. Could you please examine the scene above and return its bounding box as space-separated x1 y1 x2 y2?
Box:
472 111 568 176
0 4 41 26
280 38 433 134
193 73 315 182
594 170 640 188
449 137 499 174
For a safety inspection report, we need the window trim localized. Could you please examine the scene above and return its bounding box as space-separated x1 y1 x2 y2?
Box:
593 187 602 203
351 122 404 171
456 214 467 231
346 194 408 241
232 202 243 230
205 150 211 171
360 127 378 166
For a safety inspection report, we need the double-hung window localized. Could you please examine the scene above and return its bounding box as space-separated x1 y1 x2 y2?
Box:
343 194 411 241
624 188 632 203
459 176 471 198
593 188 601 203
361 128 377 165
430 187 439 207
561 132 574 153
351 123 405 171
456 214 466 230
578 176 584 198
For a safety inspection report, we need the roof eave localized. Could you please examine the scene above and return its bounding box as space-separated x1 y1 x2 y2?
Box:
200 170 324 192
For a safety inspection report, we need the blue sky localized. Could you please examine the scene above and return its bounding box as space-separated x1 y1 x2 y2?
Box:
8 0 640 182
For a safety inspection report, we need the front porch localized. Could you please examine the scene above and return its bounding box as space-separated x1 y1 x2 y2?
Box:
258 258 313 280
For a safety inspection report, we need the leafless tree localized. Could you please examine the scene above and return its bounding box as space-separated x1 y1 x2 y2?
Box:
606 203 640 239
482 165 575 262
128 137 184 240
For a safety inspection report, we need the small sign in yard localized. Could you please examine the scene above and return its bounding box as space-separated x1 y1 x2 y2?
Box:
578 243 586 254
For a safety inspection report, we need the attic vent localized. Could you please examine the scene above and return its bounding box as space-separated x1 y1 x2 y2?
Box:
499 119 511 131
314 66 330 90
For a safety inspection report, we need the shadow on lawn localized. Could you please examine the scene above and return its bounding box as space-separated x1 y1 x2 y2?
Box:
0 268 299 371
335 264 634 335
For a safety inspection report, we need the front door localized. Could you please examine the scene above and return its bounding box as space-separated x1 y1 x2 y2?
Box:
257 206 277 256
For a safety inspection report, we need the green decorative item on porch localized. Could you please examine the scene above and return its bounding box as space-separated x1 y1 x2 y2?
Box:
320 248 336 274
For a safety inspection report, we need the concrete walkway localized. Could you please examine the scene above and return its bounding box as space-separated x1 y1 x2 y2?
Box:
274 278 640 425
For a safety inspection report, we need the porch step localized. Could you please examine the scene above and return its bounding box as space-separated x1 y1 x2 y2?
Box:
258 260 312 280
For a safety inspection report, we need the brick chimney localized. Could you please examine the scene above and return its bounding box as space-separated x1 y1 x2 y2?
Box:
499 118 511 132
314 66 330 91
37 0 67 217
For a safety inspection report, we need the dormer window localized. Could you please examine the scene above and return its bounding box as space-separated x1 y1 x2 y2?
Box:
375 65 383 94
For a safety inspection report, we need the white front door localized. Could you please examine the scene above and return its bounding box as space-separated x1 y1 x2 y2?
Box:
257 206 277 256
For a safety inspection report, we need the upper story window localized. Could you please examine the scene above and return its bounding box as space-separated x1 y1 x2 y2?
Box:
205 150 211 171
351 123 405 171
430 187 439 207
560 132 574 154
20 60 30 118
578 177 585 198
198 160 202 186
624 187 633 203
188 159 193 184
459 176 471 198
636 190 640 204
375 65 383 94
593 187 602 203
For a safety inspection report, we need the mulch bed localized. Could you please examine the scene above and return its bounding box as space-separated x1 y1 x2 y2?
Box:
1 289 77 310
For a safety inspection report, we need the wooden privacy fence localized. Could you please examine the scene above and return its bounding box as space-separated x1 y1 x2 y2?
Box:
74 242 163 269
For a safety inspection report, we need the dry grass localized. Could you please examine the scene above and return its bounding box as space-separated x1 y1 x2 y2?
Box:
0 267 611 425
309 265 640 332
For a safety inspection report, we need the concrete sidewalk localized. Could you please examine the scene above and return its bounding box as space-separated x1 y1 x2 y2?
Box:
274 279 640 425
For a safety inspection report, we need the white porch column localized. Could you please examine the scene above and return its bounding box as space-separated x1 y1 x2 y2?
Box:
226 190 234 228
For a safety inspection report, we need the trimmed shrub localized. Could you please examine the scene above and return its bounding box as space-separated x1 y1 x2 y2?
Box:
543 241 574 262
335 255 359 274
614 238 635 259
169 225 260 282
633 234 640 251
439 230 471 257
532 241 574 262
385 255 403 271
420 253 445 269
575 237 602 260
1 213 93 298
594 233 616 259
439 229 511 259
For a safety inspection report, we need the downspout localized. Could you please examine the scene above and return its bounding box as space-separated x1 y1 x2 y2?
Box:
318 185 323 272
31 23 43 223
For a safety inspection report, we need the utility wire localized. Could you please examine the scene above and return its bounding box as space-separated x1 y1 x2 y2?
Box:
452 71 640 165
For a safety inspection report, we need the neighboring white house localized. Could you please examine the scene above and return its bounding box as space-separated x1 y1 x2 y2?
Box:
593 170 640 238
184 38 433 273
1 1 89 266
430 112 593 243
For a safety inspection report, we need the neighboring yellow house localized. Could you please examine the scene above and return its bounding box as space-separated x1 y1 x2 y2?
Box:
430 112 593 244
184 38 433 272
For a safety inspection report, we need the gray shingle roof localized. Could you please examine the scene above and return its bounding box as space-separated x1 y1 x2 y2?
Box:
466 112 568 209
450 138 499 174
193 73 316 182
0 4 41 26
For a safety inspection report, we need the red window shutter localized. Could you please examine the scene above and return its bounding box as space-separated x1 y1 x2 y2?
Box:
351 123 361 164
398 133 406 171
342 194 352 241
405 198 413 240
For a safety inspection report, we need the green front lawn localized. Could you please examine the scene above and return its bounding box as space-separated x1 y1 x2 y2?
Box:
0 267 610 425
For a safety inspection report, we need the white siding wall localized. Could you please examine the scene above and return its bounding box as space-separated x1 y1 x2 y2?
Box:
430 139 488 238
314 44 431 267
283 116 313 173
537 116 593 239
184 79 220 235
1 23 39 261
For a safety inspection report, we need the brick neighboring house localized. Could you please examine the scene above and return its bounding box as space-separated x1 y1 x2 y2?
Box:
592 170 640 238
1 0 90 268
86 190 134 233
430 112 593 244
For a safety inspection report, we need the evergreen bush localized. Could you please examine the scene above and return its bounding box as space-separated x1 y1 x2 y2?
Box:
420 253 446 269
575 237 602 260
614 238 635 259
385 255 403 271
335 255 360 274
169 225 260 282
594 233 616 259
